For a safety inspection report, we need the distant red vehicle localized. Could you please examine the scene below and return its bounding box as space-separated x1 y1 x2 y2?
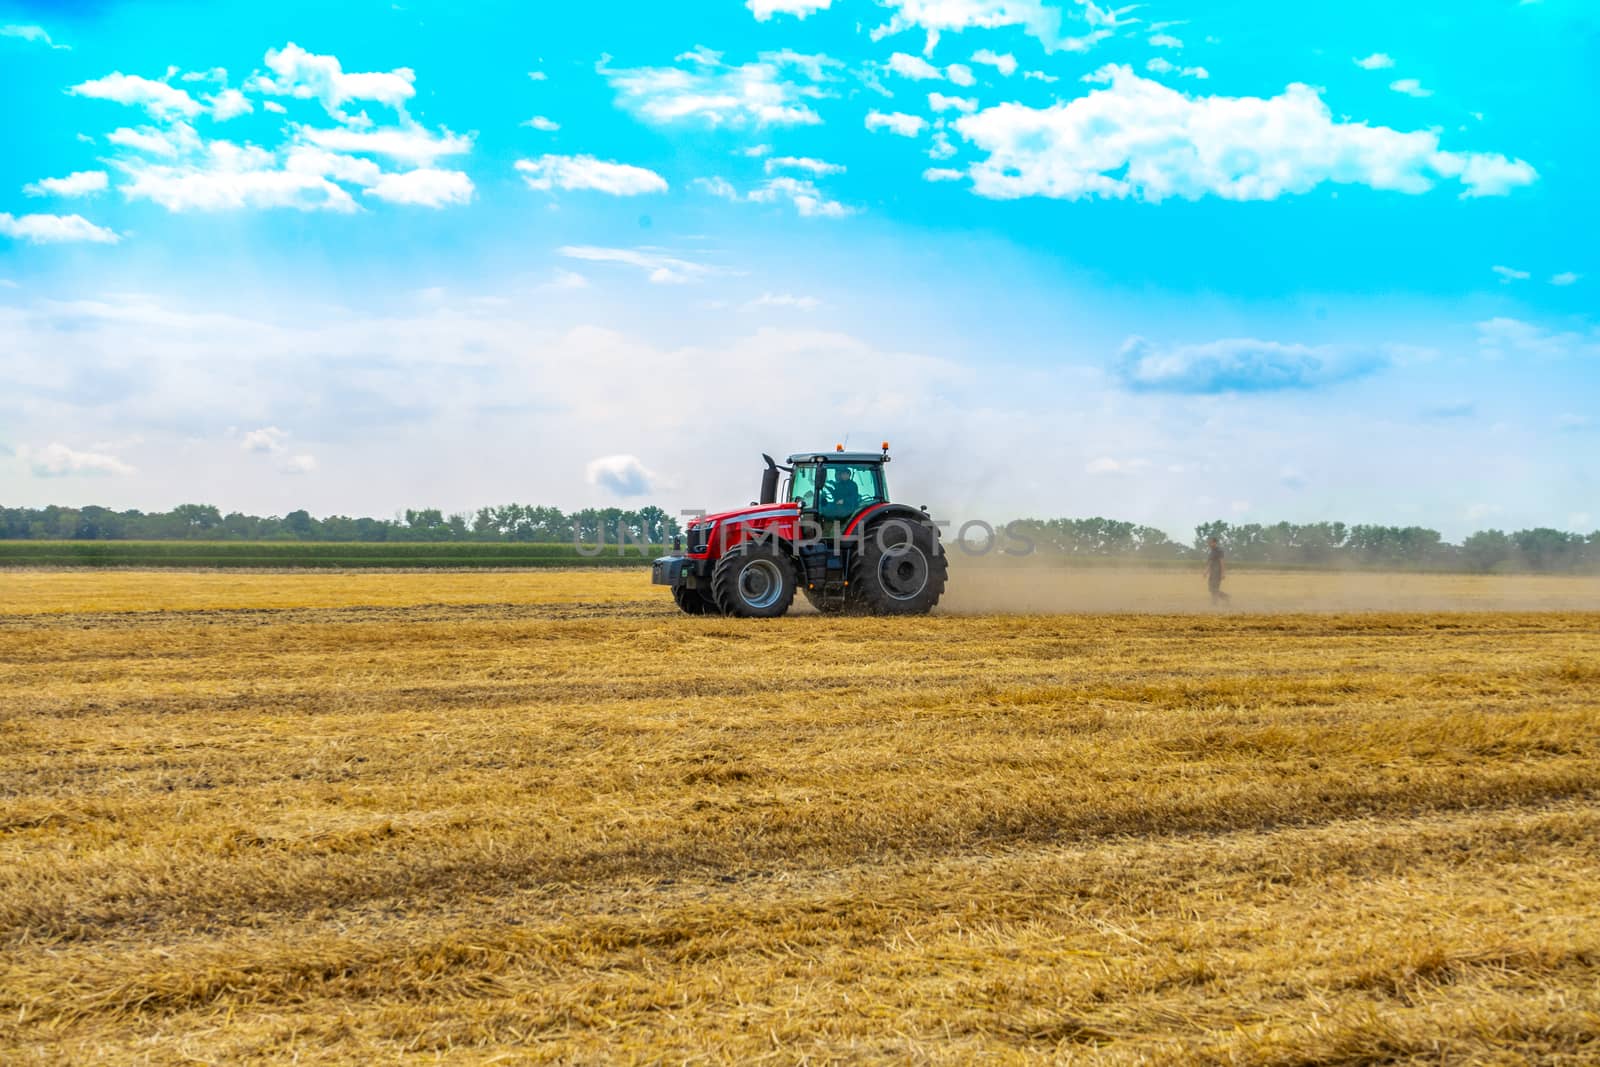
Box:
652 444 948 617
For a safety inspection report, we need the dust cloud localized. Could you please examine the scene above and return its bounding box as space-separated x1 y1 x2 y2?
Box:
936 562 1600 615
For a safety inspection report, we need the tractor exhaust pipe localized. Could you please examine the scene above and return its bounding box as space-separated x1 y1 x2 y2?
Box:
759 454 779 505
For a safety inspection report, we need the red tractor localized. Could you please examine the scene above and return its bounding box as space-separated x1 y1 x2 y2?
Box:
653 444 948 617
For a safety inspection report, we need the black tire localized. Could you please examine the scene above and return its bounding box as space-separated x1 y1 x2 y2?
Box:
710 542 797 618
673 584 713 615
850 517 947 615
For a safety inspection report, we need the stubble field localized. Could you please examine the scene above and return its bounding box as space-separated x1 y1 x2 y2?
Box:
3 566 1598 1063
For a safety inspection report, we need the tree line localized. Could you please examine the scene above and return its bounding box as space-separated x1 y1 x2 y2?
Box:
966 517 1600 573
0 504 683 545
1188 520 1600 573
2 505 1596 572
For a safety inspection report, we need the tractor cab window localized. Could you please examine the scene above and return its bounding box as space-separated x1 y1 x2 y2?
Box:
815 463 885 521
788 464 817 508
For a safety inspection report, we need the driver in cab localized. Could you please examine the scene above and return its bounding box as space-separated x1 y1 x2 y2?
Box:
822 466 861 516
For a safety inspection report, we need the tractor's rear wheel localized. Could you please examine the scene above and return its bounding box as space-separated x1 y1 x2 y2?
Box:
850 518 947 615
711 543 797 618
673 584 713 615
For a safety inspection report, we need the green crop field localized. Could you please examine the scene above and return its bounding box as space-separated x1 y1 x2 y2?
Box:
0 540 659 569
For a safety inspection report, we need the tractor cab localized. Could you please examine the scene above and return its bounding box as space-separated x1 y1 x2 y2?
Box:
778 447 890 524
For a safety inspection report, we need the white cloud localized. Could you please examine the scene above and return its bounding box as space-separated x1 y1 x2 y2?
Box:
1389 78 1432 98
697 173 849 217
1023 69 1059 83
23 170 109 198
586 453 654 496
366 168 474 206
888 52 944 80
284 145 384 186
69 73 202 118
107 122 202 158
522 115 560 131
181 67 228 84
747 176 852 217
954 66 1538 202
1492 264 1530 283
296 125 472 166
928 131 956 158
765 156 845 175
0 212 120 244
19 443 133 477
2 24 68 49
870 0 1123 55
26 293 1578 538
600 48 837 128
923 167 965 181
1550 272 1581 286
971 50 1018 76
1476 318 1600 360
1444 153 1541 197
1059 29 1114 53
929 92 978 113
1085 456 1149 474
240 426 288 453
1354 53 1395 70
516 155 668 195
695 176 740 200
262 100 287 114
946 63 976 86
549 269 589 290
1080 0 1138 30
527 71 548 82
209 88 253 121
118 144 362 213
746 292 821 310
1117 336 1388 392
747 0 833 20
865 109 927 136
1146 58 1207 79
121 169 355 213
1149 33 1183 48
559 245 716 285
0 296 984 521
235 427 315 474
740 144 773 157
247 42 416 119
70 49 473 217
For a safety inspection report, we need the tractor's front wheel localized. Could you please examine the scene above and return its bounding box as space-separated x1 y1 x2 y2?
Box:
711 543 797 618
673 584 714 615
851 518 948 615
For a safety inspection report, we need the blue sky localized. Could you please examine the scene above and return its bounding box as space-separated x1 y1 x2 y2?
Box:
1 0 1595 536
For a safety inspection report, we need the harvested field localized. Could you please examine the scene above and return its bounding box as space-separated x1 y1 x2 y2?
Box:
2 568 1598 1063
0 541 643 570
7 562 1598 616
